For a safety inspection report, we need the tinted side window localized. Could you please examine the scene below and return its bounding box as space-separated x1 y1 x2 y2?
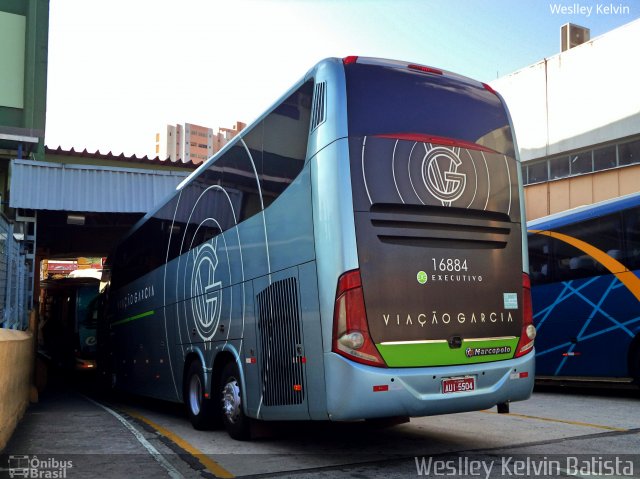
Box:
109 196 180 291
532 209 636 286
168 141 248 262
110 218 171 290
262 80 313 204
164 81 313 261
546 212 624 282
225 122 263 221
623 206 640 270
549 235 597 282
111 81 314 290
528 234 552 285
557 213 624 273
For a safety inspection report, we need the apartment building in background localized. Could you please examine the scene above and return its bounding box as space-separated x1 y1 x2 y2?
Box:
155 121 246 164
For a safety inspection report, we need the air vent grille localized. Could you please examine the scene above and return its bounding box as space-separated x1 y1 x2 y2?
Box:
257 277 305 406
311 82 326 131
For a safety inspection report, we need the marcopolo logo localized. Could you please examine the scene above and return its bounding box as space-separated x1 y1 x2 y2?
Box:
466 346 512 358
422 147 467 207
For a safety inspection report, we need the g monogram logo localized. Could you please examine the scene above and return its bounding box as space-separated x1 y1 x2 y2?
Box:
422 147 467 206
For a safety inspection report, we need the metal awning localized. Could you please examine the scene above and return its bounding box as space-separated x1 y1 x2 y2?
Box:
9 159 190 213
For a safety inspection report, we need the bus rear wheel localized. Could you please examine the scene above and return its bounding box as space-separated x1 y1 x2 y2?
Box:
220 361 251 440
185 360 217 430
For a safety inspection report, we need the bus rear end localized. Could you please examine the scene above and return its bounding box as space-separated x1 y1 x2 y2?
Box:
324 57 535 419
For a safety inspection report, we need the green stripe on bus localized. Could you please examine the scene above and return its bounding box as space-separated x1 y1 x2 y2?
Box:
112 310 155 327
376 338 520 367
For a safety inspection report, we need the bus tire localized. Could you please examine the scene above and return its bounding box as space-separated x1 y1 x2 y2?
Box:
220 361 251 440
185 360 215 430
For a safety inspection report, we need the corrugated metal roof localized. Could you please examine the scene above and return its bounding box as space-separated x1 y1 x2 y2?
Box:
44 145 199 168
9 159 190 213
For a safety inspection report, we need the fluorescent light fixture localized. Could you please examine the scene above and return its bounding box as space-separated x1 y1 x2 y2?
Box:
67 214 85 225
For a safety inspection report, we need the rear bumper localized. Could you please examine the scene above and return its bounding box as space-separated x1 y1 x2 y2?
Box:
324 351 535 420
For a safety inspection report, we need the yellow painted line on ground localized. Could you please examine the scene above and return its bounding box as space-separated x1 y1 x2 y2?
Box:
122 408 235 478
480 409 628 432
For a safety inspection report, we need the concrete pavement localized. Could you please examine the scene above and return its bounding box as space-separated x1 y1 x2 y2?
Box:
0 377 205 479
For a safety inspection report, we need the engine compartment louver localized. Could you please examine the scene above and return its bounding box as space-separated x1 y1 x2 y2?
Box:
256 277 305 406
368 204 512 249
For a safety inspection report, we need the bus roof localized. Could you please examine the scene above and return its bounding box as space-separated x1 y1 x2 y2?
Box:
527 190 640 230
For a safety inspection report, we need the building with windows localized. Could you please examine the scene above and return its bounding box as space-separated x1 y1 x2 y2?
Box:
155 121 246 164
0 0 49 328
491 19 640 220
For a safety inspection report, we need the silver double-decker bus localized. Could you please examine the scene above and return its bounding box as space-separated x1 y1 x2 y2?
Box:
100 57 536 440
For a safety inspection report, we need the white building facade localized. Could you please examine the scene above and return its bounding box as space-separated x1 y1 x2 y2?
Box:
491 19 640 220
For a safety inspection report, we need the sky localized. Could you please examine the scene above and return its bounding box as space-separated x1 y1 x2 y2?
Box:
45 0 639 158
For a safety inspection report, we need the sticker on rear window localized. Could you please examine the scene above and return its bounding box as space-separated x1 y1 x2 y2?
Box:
503 293 518 309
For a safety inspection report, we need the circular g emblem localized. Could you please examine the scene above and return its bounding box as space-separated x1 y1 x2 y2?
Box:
190 241 222 340
422 147 467 206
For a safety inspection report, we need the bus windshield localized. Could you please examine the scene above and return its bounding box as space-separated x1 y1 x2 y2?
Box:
345 63 515 157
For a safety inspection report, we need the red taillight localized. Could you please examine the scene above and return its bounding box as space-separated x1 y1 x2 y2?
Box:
515 273 536 358
375 133 498 154
342 56 359 65
408 64 443 75
332 270 386 367
482 82 498 95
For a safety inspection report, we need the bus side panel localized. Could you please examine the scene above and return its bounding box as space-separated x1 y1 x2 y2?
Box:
533 274 638 377
240 279 261 418
254 163 326 419
167 237 246 343
161 118 318 404
197 161 318 420
298 261 327 420
309 138 359 356
252 268 310 421
111 271 179 402
263 164 315 272
162 255 186 400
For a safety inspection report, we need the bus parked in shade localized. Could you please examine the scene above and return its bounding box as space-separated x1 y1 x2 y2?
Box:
99 57 535 440
40 276 100 371
528 191 640 384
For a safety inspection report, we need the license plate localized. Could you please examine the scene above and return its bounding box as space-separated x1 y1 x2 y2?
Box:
442 376 475 394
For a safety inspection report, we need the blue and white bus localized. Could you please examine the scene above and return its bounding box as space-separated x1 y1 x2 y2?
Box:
528 191 640 384
100 57 535 440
